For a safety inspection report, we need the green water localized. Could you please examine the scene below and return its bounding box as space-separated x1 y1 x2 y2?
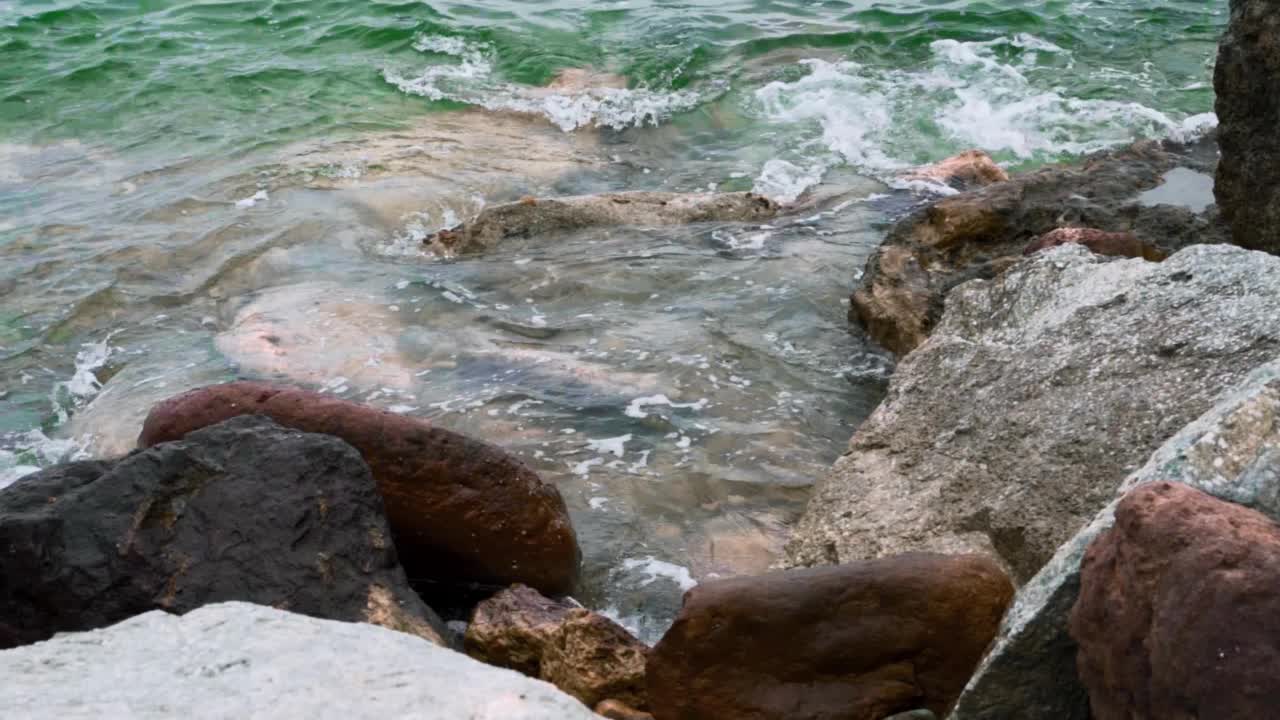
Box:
0 0 1226 636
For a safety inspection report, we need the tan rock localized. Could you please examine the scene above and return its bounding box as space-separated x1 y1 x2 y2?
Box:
594 699 654 720
906 149 1009 190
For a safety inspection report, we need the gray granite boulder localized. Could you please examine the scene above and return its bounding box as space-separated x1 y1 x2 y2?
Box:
0 602 599 719
949 359 1280 719
788 244 1280 583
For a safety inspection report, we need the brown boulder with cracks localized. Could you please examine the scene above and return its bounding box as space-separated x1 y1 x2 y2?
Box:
426 191 780 255
137 382 580 596
646 553 1013 720
466 585 649 710
1070 482 1280 719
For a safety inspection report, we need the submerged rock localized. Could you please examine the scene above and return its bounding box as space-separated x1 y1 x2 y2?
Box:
789 244 1280 584
646 553 1013 720
853 137 1224 355
1215 0 1280 254
0 416 446 650
950 359 1280 720
466 585 649 711
426 191 780 255
138 382 581 596
904 150 1010 191
1071 482 1280 720
0 602 599 719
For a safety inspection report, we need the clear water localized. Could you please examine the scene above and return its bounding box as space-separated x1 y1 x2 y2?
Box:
0 0 1224 640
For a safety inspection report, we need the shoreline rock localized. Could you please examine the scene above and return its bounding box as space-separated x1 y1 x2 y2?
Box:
853 136 1223 355
137 382 581 597
788 244 1280 584
0 416 447 650
425 191 780 255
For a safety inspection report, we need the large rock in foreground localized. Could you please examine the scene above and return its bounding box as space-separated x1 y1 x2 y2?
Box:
0 416 445 650
138 382 580 596
466 585 650 710
789 244 1280 583
1071 482 1280 719
855 137 1222 355
950 359 1280 720
647 553 1013 720
0 602 598 719
1215 0 1280 254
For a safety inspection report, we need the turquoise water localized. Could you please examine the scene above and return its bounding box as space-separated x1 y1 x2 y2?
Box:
0 0 1225 636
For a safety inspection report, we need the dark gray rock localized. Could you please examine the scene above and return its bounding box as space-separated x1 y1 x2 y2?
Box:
1215 0 1280 254
0 415 446 649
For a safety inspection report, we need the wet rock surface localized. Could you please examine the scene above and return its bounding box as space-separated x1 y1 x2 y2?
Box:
950 360 1280 720
425 191 780 255
905 150 1010 191
646 553 1013 720
138 381 581 597
789 244 1280 584
1215 0 1280 254
0 415 446 650
854 136 1224 355
1070 482 1280 720
1022 227 1164 260
465 584 649 711
0 602 599 719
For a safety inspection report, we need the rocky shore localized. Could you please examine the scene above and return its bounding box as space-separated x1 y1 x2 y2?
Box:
2 1 1279 718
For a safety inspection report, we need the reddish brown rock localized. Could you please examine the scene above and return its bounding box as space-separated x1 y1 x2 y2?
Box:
138 382 580 596
906 150 1010 190
646 553 1014 720
595 699 655 720
1023 227 1166 261
1070 482 1280 720
466 585 649 710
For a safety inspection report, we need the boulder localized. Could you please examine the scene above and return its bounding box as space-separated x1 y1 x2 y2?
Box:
950 359 1280 720
138 382 580 596
426 191 780 255
789 244 1280 584
0 602 599 719
1070 482 1280 719
646 553 1013 720
1022 227 1164 261
466 585 649 710
0 416 446 650
1215 0 1280 254
853 136 1224 355
905 150 1009 191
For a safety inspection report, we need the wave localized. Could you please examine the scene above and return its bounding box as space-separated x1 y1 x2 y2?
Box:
748 33 1218 202
383 34 716 132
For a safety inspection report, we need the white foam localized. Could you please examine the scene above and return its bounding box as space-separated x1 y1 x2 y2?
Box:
51 333 117 425
235 190 268 209
622 556 698 592
586 434 631 458
0 430 90 490
748 35 1215 201
385 35 714 132
624 394 709 419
